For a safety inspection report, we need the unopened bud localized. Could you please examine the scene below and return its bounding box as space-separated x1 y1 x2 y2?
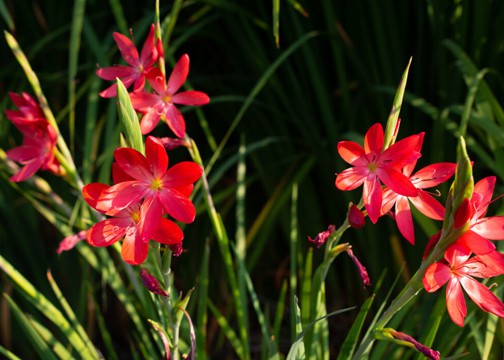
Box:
348 204 365 229
141 269 168 297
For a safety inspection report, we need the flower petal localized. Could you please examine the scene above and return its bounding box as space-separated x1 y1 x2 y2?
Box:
139 109 161 135
154 218 184 245
159 189 196 223
146 68 167 95
423 261 451 292
460 276 504 319
164 105 186 138
172 91 210 106
472 216 504 240
410 162 456 189
409 191 445 220
83 182 109 210
113 32 139 66
87 218 129 246
335 167 367 191
112 163 135 184
96 65 136 81
473 176 496 219
137 196 162 242
445 277 467 327
337 141 367 166
114 147 152 182
456 230 496 255
97 181 148 213
139 24 157 66
380 187 398 215
363 177 382 223
167 54 190 94
145 136 169 178
381 134 422 169
395 196 415 244
121 230 149 265
378 167 418 197
363 123 384 154
162 162 203 188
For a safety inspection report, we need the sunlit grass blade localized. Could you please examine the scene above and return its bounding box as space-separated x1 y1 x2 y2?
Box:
0 345 21 360
26 315 76 359
337 295 376 360
4 296 58 360
272 0 280 47
0 255 98 358
287 307 356 360
208 300 246 359
46 271 101 359
289 183 299 340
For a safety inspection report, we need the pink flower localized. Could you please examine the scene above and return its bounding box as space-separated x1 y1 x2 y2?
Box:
129 55 210 137
335 123 422 223
381 133 456 244
96 136 203 224
423 243 504 326
346 248 371 287
57 230 88 254
5 92 61 182
97 24 158 98
83 182 183 265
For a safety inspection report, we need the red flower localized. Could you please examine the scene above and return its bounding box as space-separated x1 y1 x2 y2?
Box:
453 177 504 256
335 123 422 223
96 136 203 223
5 92 61 182
97 24 158 98
381 133 456 244
83 182 184 265
129 55 210 137
423 243 504 326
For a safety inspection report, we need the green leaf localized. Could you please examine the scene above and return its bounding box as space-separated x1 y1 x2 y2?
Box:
383 57 412 148
116 78 144 153
337 295 375 360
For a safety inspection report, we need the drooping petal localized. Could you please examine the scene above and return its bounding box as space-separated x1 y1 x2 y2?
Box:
363 123 384 154
172 91 210 106
423 261 451 292
121 230 149 265
114 147 152 182
113 32 139 66
472 216 504 240
87 218 129 246
456 230 495 255
445 277 467 327
363 177 382 223
409 191 445 220
162 162 203 188
167 54 190 94
145 136 168 178
395 196 415 244
337 141 367 166
378 167 418 197
460 276 504 319
153 218 184 245
159 189 197 223
164 104 186 138
335 167 367 191
410 163 456 189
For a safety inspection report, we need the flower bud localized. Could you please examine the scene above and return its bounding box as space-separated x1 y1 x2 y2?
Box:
348 204 365 229
140 269 168 297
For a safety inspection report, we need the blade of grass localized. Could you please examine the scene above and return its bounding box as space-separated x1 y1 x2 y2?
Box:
196 240 210 360
4 295 58 360
208 300 246 359
27 315 76 360
290 183 299 340
0 345 21 360
272 0 280 47
0 0 14 31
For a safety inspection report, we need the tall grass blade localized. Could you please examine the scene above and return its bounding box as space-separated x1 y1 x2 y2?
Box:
207 300 246 359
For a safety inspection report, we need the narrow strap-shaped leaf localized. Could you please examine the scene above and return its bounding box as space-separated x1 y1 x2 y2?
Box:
208 300 246 359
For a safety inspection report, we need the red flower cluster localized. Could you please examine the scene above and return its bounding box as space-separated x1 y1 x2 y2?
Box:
83 136 202 265
423 176 504 326
5 92 61 182
335 123 456 244
97 24 210 138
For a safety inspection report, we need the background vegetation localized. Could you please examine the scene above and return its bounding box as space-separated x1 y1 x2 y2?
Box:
1 0 504 358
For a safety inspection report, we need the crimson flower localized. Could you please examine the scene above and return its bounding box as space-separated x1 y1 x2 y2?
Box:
83 182 183 265
129 55 210 137
381 133 456 244
97 24 158 98
423 243 504 326
451 176 504 257
96 136 203 224
335 123 422 223
5 92 61 182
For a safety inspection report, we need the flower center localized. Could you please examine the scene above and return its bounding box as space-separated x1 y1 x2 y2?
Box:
150 178 163 191
131 210 141 224
163 94 172 103
367 162 378 172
